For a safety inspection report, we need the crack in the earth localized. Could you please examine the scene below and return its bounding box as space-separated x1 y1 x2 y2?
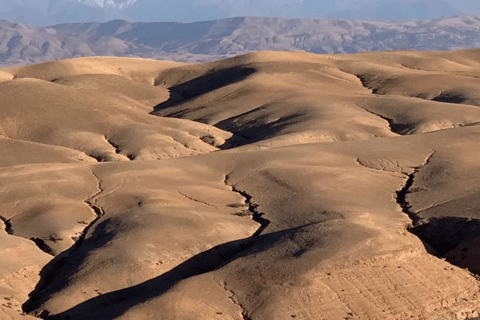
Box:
1 211 56 256
355 103 409 135
355 157 407 178
413 198 458 216
223 281 252 320
0 215 46 320
217 172 273 319
86 168 105 212
22 172 265 319
224 173 270 237
21 167 108 318
354 151 439 245
20 167 107 257
356 151 480 281
81 168 106 241
0 215 13 235
106 137 123 156
395 151 436 228
86 136 132 162
177 190 217 208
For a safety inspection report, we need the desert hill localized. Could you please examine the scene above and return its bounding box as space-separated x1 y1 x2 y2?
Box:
3 15 480 66
1 49 480 319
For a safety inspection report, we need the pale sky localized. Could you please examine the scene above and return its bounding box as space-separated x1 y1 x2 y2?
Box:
1 0 480 26
126 0 480 22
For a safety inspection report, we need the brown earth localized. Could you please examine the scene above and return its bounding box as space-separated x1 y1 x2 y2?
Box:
1 50 480 319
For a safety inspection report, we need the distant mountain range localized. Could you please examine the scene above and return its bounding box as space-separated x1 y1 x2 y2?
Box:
2 15 480 66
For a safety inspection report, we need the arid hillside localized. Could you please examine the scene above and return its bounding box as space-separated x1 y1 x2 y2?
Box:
1 50 480 319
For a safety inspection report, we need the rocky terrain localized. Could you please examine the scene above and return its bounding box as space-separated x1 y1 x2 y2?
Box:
1 49 480 319
2 15 480 66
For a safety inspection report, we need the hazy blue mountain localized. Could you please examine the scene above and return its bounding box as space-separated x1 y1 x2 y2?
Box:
1 14 480 67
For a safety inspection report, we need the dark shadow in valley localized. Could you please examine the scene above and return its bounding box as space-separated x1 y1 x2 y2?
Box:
393 152 480 275
25 223 317 320
432 91 470 105
216 112 309 149
356 103 412 135
151 67 257 113
22 219 119 318
411 217 480 275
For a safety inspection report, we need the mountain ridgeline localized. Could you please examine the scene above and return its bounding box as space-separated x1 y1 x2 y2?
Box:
1 14 480 66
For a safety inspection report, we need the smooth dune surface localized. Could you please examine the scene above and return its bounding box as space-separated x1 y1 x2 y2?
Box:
2 51 480 319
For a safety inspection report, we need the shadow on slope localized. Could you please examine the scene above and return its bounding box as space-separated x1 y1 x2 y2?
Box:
22 219 119 318
356 104 413 135
432 91 476 105
216 110 310 146
411 217 480 275
39 236 254 320
151 66 317 148
23 216 315 320
355 72 480 107
151 66 256 112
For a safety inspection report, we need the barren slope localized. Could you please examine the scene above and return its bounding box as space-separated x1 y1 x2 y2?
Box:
2 50 480 320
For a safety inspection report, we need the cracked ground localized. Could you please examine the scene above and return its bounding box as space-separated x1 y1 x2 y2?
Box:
1 51 480 319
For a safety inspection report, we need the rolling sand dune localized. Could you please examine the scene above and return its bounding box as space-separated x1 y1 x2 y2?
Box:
2 50 480 319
